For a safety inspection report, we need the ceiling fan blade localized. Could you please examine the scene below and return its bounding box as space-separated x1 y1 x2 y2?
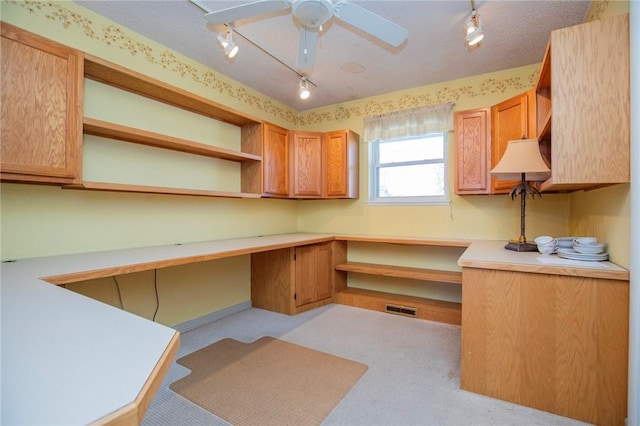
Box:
203 0 291 25
334 2 408 47
297 27 318 71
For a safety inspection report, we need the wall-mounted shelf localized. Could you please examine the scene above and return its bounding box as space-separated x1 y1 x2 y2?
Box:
84 54 261 127
84 118 261 162
79 54 266 198
64 181 261 199
335 262 462 284
334 235 470 248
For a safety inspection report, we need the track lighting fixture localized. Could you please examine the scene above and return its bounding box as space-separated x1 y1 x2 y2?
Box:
298 77 311 100
191 1 319 100
465 1 484 46
216 28 238 58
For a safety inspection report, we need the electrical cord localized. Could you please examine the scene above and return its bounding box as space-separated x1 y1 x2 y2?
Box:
152 269 160 322
112 275 125 310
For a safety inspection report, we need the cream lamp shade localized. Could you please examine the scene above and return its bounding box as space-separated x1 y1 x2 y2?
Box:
490 139 551 181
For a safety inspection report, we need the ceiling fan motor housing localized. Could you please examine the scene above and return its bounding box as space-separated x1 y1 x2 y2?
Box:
292 0 334 28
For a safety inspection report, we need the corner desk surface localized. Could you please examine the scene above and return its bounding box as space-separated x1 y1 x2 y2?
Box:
1 234 628 425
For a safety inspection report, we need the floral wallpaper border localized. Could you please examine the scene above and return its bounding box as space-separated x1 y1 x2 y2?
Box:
9 0 553 127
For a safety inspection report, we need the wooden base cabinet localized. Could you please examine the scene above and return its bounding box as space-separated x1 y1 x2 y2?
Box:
1 23 82 184
461 267 628 426
251 242 335 315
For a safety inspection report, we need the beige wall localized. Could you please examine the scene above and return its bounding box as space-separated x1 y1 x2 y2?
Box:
0 0 630 325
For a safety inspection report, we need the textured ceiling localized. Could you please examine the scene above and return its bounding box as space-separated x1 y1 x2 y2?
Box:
75 0 591 111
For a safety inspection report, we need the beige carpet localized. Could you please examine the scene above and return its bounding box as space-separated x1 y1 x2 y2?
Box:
169 336 368 425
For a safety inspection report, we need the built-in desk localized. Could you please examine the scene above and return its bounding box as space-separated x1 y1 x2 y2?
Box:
2 236 630 425
458 240 629 426
1 233 333 425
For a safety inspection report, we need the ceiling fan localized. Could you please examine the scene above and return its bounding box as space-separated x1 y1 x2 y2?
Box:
198 0 409 72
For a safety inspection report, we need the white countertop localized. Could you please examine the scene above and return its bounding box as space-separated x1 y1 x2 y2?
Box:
1 232 334 425
458 240 629 280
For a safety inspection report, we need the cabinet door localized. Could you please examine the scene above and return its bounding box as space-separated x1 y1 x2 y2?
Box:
251 248 295 314
548 14 629 188
262 122 290 196
295 245 316 307
294 243 333 307
1 23 82 184
490 91 535 193
291 132 323 197
455 108 491 194
314 243 333 301
325 130 359 198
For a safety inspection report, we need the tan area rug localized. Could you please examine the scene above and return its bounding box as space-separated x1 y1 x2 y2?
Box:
169 336 368 425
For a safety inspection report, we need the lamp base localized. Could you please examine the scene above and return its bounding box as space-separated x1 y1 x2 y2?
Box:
504 241 538 252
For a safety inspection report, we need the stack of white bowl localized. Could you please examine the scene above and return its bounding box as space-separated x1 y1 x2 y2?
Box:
572 237 606 254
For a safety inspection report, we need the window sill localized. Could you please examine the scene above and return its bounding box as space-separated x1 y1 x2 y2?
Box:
366 200 451 206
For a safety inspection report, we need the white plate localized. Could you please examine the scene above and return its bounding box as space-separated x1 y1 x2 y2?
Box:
557 248 608 261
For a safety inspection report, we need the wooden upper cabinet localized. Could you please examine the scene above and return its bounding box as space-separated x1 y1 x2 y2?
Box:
262 122 290 197
538 13 629 191
325 130 359 198
291 132 324 197
490 90 536 193
454 108 491 195
289 129 359 199
1 23 83 184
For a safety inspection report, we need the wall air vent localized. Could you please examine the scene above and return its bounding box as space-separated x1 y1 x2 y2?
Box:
385 303 417 317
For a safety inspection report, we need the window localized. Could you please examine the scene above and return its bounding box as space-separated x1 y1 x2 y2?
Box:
363 102 454 206
369 133 449 205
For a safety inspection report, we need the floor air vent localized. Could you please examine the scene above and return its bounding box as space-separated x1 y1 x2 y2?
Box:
385 304 417 317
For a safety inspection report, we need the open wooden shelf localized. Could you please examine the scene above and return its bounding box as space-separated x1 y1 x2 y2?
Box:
64 181 261 199
333 287 461 325
84 118 261 162
335 261 462 284
84 54 261 127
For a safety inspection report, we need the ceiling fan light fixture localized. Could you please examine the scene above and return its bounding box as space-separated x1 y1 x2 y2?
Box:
464 8 484 46
298 77 311 100
293 0 333 28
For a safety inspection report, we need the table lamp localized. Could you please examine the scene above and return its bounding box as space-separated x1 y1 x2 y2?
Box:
489 138 551 252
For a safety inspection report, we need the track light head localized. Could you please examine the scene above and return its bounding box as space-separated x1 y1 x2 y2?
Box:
217 28 238 58
298 77 310 100
465 9 484 46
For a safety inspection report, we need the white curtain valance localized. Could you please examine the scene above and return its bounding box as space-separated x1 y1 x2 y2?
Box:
363 102 455 142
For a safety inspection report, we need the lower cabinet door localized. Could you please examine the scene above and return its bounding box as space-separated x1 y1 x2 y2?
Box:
295 243 333 307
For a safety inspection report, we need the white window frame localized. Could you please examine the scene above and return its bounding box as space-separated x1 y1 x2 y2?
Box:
368 133 450 206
